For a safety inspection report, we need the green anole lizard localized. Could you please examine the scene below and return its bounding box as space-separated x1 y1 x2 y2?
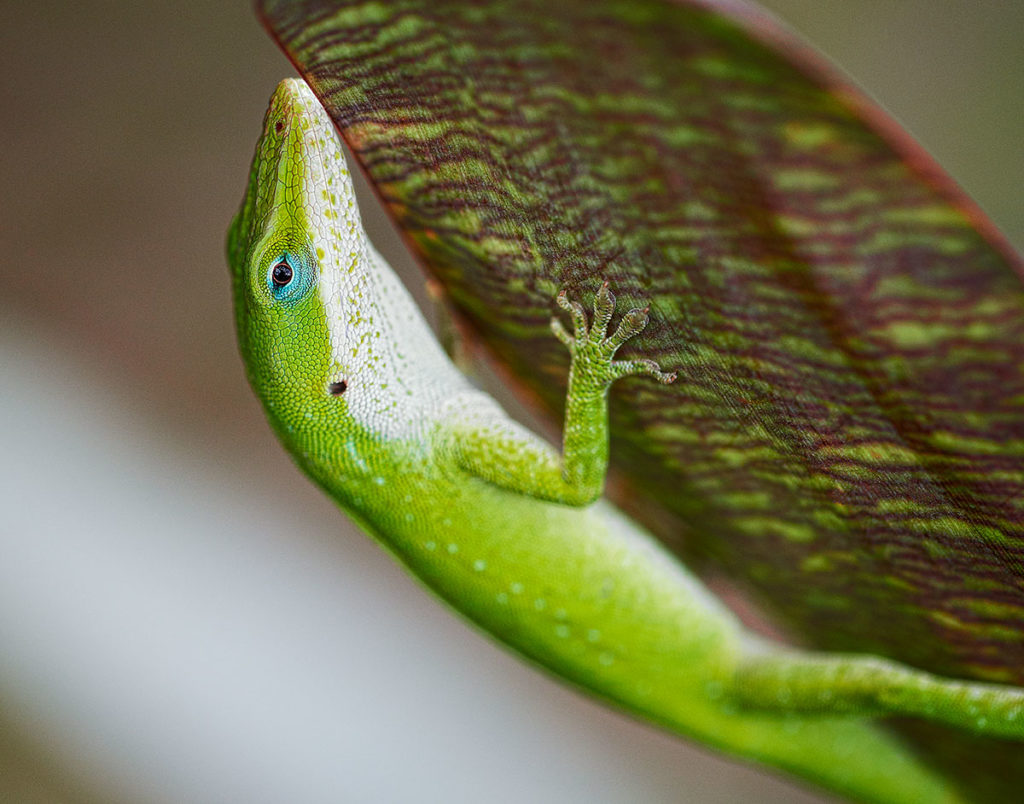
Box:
228 78 1024 803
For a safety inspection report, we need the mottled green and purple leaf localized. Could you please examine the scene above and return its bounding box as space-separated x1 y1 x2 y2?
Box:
258 0 1024 795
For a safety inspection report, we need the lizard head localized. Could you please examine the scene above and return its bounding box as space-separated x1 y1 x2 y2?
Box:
228 78 462 455
227 77 355 407
228 78 360 443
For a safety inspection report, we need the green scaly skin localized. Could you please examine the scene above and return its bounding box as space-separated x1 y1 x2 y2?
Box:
228 79 1024 803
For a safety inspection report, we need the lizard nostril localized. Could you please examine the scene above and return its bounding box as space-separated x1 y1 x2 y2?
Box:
274 119 284 133
328 380 348 396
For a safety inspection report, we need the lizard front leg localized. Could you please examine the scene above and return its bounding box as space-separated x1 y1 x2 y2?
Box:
448 283 674 505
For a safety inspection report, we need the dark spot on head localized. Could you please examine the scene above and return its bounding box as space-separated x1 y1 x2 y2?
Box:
329 380 348 396
274 119 284 133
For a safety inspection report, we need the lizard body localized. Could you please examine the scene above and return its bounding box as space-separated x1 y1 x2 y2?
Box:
228 79 1024 803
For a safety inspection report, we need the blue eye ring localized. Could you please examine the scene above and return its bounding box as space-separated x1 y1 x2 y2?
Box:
265 251 313 304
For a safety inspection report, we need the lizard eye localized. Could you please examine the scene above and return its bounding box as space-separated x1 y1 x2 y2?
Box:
263 249 313 305
270 261 293 287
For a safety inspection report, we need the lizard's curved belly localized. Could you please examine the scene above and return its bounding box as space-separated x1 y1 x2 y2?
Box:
354 461 742 707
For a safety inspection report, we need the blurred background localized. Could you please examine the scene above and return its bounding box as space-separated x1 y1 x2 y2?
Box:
1 2 1021 802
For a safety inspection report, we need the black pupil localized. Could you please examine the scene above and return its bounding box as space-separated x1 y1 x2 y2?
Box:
271 261 293 287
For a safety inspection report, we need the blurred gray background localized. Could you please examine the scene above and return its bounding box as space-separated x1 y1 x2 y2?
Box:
1 2 1021 802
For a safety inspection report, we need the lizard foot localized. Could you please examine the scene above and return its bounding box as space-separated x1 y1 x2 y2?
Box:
551 283 676 385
